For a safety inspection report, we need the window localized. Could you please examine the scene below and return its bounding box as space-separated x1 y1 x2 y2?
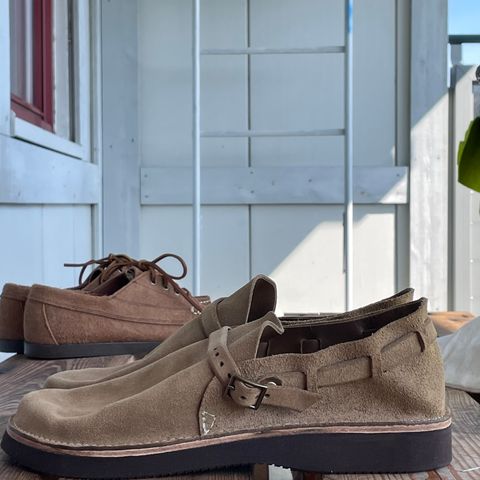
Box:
10 0 53 131
7 0 88 156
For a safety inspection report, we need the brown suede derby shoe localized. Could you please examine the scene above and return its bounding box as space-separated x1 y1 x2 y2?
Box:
2 297 450 478
22 254 210 359
0 253 145 354
0 283 30 353
44 281 412 389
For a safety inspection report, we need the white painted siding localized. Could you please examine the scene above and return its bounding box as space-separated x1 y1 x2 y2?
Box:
0 205 92 288
137 0 403 310
451 66 480 315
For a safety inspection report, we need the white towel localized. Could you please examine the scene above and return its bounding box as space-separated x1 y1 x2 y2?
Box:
438 316 480 393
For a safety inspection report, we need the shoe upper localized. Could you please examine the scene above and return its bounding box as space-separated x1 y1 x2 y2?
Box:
10 297 447 450
0 283 30 341
23 265 210 346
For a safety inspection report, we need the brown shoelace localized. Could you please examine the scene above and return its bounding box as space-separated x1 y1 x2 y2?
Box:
65 253 204 312
64 254 135 289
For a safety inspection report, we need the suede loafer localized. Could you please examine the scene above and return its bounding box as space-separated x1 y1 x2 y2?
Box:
2 296 450 477
22 254 209 359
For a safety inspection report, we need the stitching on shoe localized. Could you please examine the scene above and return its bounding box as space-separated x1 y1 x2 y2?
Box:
42 304 59 345
26 298 189 326
11 415 451 448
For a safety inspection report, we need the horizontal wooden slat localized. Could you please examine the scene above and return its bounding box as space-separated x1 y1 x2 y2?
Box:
201 129 344 138
201 46 345 55
141 166 408 205
0 135 100 204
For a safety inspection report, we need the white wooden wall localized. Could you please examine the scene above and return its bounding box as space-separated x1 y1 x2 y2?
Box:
0 206 92 288
451 65 480 315
137 0 402 312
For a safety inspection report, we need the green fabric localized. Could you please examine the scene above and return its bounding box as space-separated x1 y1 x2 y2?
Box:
458 117 480 192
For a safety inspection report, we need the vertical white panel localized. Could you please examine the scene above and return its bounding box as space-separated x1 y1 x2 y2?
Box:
249 53 344 169
249 0 345 166
410 0 449 311
42 205 92 287
102 0 139 255
201 55 248 167
0 206 44 286
201 0 246 49
250 54 344 132
353 0 395 166
0 205 92 288
72 205 94 264
138 0 193 167
42 206 77 286
141 206 249 300
467 177 480 315
451 66 478 313
353 205 396 308
250 0 344 48
251 206 345 314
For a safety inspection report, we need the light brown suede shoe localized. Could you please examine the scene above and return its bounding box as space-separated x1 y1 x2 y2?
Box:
0 284 30 353
0 253 147 354
23 256 210 359
44 285 413 389
2 297 451 478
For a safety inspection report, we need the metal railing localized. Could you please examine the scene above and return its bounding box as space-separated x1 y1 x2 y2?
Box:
449 34 480 67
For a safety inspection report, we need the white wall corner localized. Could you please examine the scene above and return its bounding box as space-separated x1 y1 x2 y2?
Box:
409 0 449 311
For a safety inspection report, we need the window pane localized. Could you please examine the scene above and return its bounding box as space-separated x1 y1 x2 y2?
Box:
53 0 76 140
10 0 34 103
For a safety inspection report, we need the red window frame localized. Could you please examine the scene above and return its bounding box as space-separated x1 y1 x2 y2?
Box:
11 0 54 132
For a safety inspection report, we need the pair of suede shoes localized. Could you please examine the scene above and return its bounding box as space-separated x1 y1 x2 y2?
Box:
0 253 210 358
2 276 451 478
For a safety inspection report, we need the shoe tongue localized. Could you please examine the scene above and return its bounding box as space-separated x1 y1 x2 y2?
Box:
87 267 141 295
217 275 277 327
229 311 284 361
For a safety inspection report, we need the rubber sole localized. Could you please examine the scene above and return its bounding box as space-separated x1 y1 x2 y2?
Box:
0 338 24 354
23 340 160 359
1 423 452 479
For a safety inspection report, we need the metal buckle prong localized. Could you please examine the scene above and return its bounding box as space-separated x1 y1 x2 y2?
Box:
224 375 268 410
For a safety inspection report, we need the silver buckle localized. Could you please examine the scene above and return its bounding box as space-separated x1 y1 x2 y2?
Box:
224 375 268 410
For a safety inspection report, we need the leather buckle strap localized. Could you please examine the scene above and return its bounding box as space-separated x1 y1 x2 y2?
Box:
224 375 268 410
208 327 319 412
